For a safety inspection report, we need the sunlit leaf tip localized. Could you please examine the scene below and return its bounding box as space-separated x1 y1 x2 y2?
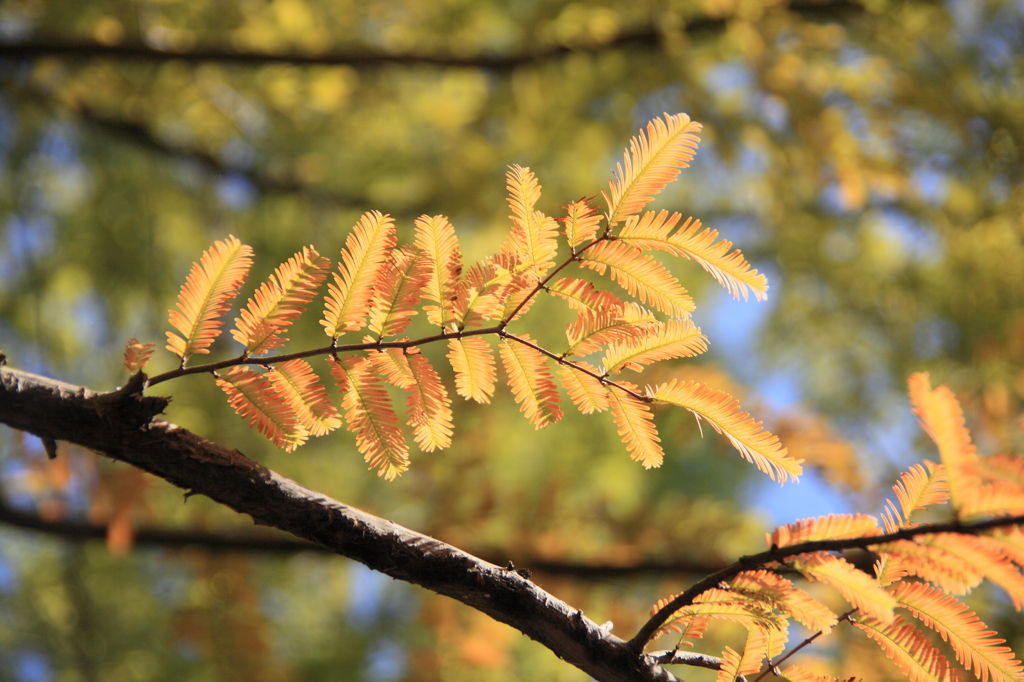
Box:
322 211 397 338
166 235 254 360
651 379 801 482
604 112 702 227
123 338 156 373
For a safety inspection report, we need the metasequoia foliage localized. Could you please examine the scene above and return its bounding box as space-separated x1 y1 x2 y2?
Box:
119 115 1024 682
136 112 792 481
644 373 1024 682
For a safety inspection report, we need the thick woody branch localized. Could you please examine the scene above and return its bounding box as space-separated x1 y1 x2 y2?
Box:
0 366 679 682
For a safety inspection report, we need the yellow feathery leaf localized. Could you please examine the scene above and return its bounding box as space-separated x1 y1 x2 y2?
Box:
322 211 396 338
561 197 603 249
924 533 1024 608
652 380 802 482
796 554 897 624
502 165 560 275
499 336 563 429
557 361 610 414
620 213 770 302
328 355 409 480
768 514 881 548
453 258 513 328
167 235 254 359
447 337 497 404
989 528 1024 568
266 358 341 437
415 214 463 329
959 481 1024 521
580 240 695 318
491 259 538 322
232 246 330 355
649 592 712 640
665 588 779 630
893 581 1024 682
565 303 658 357
366 347 417 389
405 352 453 452
875 538 982 594
731 570 838 634
604 113 702 227
603 318 708 372
215 366 307 451
123 338 155 373
908 372 980 512
977 454 1024 488
606 380 663 468
716 647 746 682
718 628 781 681
548 277 626 314
782 665 863 682
853 615 958 682
882 461 949 532
367 245 430 338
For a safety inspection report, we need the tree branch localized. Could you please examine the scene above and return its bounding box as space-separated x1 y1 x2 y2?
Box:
0 365 681 682
0 1 869 70
0 495 725 577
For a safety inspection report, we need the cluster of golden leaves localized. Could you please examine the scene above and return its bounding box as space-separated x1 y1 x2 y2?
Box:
651 373 1024 682
126 113 799 482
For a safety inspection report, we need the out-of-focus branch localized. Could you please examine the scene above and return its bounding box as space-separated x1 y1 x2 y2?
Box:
0 1 868 70
0 495 726 577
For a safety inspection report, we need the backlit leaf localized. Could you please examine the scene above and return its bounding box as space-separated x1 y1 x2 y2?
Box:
499 335 563 429
606 380 663 468
580 239 694 318
322 211 396 337
216 365 307 452
447 337 497 404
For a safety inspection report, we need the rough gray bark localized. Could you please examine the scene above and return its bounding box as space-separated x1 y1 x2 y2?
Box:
0 365 681 682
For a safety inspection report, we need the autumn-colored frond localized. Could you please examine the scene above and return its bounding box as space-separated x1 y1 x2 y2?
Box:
404 352 453 452
580 240 695 318
959 481 1024 521
447 337 497 404
565 303 657 357
562 197 602 249
606 380 663 468
454 259 512 328
215 365 307 451
976 454 1024 488
619 212 768 302
322 211 396 338
233 246 330 355
603 319 707 373
328 355 409 479
989 528 1024 568
415 214 463 330
266 359 341 437
548 277 626 314
123 338 155 373
649 601 711 642
367 246 429 338
664 588 779 630
502 165 559 275
796 554 897 624
782 665 862 682
853 615 958 682
718 627 771 682
651 380 801 482
893 581 1024 682
604 113 702 227
367 347 417 389
908 373 980 512
875 538 982 594
499 336 563 429
768 514 881 548
167 235 254 360
923 533 1024 608
882 461 949 532
731 570 838 633
557 362 610 414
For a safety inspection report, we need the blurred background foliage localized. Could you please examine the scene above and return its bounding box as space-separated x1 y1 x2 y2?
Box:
0 0 1023 680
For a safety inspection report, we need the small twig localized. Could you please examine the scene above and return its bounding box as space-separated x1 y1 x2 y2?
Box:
752 610 858 681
